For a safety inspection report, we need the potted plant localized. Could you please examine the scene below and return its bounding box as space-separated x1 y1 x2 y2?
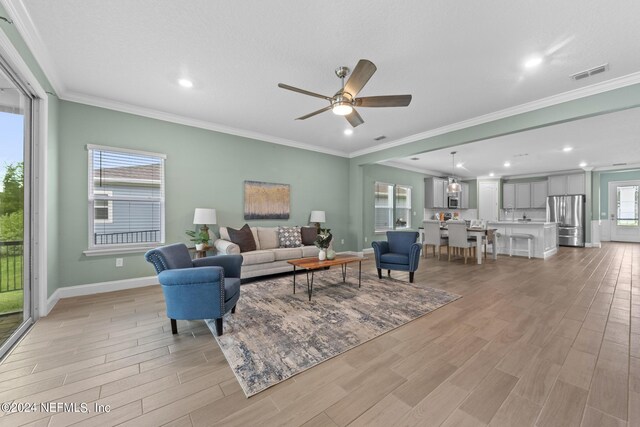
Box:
185 230 210 251
314 228 333 261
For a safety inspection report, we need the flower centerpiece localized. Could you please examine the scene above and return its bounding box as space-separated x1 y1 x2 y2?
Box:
185 230 210 251
314 228 333 261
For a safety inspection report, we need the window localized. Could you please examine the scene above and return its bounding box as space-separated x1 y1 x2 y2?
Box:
93 190 113 223
617 185 639 226
374 182 412 232
87 145 165 252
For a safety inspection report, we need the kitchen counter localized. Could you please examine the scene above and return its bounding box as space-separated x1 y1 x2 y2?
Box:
487 221 558 259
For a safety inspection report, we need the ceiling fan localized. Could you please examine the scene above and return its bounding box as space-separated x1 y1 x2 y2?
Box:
278 59 412 128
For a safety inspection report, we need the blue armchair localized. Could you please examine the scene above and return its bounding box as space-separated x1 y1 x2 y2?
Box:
372 231 421 283
145 243 242 336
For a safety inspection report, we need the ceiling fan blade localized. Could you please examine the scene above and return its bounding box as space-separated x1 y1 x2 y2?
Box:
345 109 364 127
278 83 331 101
343 59 377 97
355 95 412 108
296 105 332 120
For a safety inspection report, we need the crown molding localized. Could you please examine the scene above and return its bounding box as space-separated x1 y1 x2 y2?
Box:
349 71 640 159
593 163 640 172
1 0 64 93
61 91 350 158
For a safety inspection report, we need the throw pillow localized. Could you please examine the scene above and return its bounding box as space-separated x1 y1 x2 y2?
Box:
300 226 318 246
227 224 257 253
278 226 302 248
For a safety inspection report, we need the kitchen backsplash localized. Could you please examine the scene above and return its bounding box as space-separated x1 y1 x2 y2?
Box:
424 209 478 221
500 208 546 221
423 208 546 222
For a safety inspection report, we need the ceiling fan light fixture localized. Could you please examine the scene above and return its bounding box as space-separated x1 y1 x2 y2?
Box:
332 103 353 116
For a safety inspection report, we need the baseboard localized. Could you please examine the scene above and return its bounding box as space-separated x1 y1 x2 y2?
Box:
585 242 602 248
45 275 158 316
362 248 374 255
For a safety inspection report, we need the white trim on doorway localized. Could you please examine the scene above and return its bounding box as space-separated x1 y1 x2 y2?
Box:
0 26 49 320
608 180 640 243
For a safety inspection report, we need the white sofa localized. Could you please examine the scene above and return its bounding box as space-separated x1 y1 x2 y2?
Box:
214 226 319 279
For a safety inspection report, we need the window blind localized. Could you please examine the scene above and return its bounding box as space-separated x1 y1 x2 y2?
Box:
88 146 165 247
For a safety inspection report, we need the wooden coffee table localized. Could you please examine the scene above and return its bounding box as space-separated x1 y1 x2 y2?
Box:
287 255 363 301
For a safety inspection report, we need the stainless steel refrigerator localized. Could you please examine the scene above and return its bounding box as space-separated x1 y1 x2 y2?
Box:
546 194 585 247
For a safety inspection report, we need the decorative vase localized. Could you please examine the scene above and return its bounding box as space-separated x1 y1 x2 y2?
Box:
326 249 336 260
318 249 327 261
195 243 205 251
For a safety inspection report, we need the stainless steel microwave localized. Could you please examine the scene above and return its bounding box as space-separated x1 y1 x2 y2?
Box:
447 196 459 209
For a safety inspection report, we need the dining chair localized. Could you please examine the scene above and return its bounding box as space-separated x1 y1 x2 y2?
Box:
447 221 475 264
423 220 448 260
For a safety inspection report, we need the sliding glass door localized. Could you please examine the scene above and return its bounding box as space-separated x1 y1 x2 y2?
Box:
0 57 33 358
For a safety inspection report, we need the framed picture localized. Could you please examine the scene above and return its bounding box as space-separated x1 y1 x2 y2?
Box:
244 181 290 220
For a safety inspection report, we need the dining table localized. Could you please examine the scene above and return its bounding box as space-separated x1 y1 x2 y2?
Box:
418 225 498 265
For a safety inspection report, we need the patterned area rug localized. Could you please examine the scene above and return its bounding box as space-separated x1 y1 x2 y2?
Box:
206 268 461 397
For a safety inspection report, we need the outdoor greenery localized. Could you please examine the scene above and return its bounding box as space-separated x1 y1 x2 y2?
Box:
0 162 24 314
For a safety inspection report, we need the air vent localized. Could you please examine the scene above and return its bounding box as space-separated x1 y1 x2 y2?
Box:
513 153 529 158
613 162 627 166
570 63 609 81
410 157 420 160
374 135 387 141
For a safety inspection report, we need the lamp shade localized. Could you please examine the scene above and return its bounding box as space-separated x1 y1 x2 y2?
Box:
310 210 326 223
193 208 217 225
447 181 462 193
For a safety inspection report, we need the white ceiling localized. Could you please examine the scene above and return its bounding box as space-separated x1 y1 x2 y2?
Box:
385 107 640 178
6 0 640 156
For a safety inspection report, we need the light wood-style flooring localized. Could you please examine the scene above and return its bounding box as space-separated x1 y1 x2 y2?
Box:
0 242 638 426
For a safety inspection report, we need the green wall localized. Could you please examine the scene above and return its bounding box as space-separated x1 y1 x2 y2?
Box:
597 169 640 218
463 179 478 209
362 164 425 246
57 101 350 288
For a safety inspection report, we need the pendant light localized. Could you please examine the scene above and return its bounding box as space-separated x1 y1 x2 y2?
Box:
447 151 462 193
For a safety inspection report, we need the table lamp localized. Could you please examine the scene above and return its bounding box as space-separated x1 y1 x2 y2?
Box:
310 210 326 232
193 208 217 235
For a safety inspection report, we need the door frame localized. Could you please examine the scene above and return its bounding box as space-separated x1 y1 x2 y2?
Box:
608 180 640 243
0 29 49 341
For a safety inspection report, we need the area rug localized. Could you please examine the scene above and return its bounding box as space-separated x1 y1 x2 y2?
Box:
205 269 460 397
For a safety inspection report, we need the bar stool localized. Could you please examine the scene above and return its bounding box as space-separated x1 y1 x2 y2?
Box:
509 233 534 259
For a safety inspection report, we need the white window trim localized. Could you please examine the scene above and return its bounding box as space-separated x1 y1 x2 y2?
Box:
84 145 166 256
374 182 413 233
93 190 113 224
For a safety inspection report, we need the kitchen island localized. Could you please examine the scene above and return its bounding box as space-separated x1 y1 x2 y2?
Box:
487 221 558 259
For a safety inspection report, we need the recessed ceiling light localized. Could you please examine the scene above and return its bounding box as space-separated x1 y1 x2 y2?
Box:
504 161 511 167
563 147 573 152
579 162 587 167
524 55 543 69
343 129 353 136
178 78 193 88
489 172 495 177
410 157 419 161
456 163 463 168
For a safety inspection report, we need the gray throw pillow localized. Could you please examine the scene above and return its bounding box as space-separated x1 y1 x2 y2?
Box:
278 226 302 248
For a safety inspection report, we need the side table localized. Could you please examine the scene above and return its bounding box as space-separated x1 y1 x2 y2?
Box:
188 246 215 259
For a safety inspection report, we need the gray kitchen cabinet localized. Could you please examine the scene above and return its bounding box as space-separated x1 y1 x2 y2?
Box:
531 181 548 208
548 173 585 195
502 183 516 209
567 174 585 195
515 183 531 209
548 175 567 196
425 177 447 208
